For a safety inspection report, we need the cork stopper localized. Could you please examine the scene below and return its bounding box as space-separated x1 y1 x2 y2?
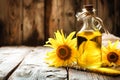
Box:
84 5 93 11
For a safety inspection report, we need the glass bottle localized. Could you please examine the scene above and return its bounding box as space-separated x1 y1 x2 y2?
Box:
76 5 104 67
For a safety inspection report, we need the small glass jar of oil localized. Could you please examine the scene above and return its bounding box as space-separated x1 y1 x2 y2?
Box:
76 5 105 67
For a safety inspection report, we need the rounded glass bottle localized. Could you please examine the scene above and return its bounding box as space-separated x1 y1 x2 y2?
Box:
76 5 102 67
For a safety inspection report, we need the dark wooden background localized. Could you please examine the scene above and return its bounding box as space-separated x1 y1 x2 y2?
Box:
0 0 120 46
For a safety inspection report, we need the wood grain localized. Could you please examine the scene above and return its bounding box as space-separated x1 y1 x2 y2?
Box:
0 0 120 45
0 0 45 46
7 46 120 80
0 46 32 80
49 0 76 37
8 47 67 80
6 0 22 45
23 0 45 45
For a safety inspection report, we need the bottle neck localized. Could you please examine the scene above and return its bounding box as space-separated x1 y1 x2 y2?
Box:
81 15 98 31
76 7 109 33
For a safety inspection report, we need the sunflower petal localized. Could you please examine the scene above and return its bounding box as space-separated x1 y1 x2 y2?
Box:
102 45 108 54
112 40 119 49
48 38 59 48
66 32 76 42
67 38 77 47
108 40 112 49
55 30 65 44
61 29 65 41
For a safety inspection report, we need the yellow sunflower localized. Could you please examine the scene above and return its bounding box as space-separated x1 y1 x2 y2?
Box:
102 40 120 66
45 30 77 67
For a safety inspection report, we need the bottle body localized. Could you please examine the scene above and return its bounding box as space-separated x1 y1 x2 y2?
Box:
77 30 102 49
77 30 102 67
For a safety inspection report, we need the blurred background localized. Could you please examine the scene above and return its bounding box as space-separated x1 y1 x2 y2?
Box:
0 0 120 46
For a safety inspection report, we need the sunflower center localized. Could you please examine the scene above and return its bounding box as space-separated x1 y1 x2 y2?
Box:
107 52 119 63
57 45 71 60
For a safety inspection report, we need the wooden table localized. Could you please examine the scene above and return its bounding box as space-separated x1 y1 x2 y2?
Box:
0 46 120 80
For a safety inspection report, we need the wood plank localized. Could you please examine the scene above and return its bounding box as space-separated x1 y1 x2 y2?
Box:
49 0 76 37
0 46 32 80
23 0 45 45
97 0 114 33
0 0 7 20
44 0 52 40
0 0 9 46
114 0 120 37
8 47 67 80
69 69 94 80
6 0 22 45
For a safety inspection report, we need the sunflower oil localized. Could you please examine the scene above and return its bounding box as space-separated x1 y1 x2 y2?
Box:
77 30 102 49
76 30 102 67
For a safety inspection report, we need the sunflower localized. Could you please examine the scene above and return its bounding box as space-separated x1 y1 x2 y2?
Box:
102 40 120 66
45 30 77 67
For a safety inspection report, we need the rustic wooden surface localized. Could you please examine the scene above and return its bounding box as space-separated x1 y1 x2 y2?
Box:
0 46 119 80
0 46 32 80
8 47 67 80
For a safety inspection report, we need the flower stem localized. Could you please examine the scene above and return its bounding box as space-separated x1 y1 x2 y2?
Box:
66 67 69 80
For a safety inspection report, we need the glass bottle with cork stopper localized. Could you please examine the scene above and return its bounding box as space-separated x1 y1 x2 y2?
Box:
76 5 103 67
